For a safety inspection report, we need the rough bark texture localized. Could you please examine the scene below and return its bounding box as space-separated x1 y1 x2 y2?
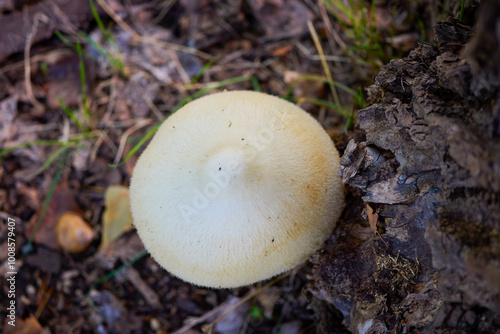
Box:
310 1 500 333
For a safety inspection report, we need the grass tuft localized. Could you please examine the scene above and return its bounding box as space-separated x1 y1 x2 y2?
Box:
323 0 388 75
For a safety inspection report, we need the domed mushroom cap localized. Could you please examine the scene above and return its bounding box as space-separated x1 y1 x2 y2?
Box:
130 90 343 288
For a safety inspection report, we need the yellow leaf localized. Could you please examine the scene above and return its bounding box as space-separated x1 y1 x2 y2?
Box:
100 185 134 250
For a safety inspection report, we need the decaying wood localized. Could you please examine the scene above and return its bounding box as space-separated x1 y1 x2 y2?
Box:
310 1 500 332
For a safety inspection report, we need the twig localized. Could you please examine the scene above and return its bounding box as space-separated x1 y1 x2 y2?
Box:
90 130 108 163
168 49 191 84
141 92 164 122
204 273 289 333
295 42 350 62
317 0 338 56
35 274 53 320
24 12 49 112
173 273 289 334
113 118 153 165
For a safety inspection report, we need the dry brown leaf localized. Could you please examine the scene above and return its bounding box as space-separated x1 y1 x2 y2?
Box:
366 203 390 249
213 296 250 334
366 203 379 233
45 54 94 109
25 182 82 251
3 316 44 334
270 44 293 56
248 0 313 40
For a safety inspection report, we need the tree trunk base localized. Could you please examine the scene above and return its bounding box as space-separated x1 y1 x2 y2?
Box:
310 1 500 332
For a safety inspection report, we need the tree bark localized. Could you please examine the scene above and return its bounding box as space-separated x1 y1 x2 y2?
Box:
310 1 500 332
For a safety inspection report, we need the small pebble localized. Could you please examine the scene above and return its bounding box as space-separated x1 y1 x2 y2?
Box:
150 318 160 331
26 284 36 296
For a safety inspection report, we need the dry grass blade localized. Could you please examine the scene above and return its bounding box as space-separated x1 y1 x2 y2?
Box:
113 118 153 165
24 12 49 112
307 20 340 108
35 275 54 320
173 273 289 334
203 273 289 333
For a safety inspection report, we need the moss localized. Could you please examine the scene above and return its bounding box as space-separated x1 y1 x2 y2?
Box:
374 252 420 298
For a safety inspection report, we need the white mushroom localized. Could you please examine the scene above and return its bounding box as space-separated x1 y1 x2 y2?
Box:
130 90 343 288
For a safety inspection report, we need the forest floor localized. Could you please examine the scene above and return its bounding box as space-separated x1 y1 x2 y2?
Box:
0 0 481 333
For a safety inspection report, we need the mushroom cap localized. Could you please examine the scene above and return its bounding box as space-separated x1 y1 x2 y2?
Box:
56 212 94 253
130 90 343 288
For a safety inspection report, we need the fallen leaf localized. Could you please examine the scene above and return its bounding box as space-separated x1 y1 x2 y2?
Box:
45 54 94 109
26 247 61 274
15 182 40 211
99 185 134 250
270 44 293 56
25 182 82 251
366 203 379 233
3 316 44 334
366 203 390 249
203 296 250 334
248 0 313 40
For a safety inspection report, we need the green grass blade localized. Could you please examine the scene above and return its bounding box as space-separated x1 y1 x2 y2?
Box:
459 0 465 20
89 0 110 41
114 75 261 166
109 122 163 167
75 42 91 124
54 30 74 48
250 76 261 92
81 33 124 73
282 84 296 102
0 140 74 157
93 249 148 287
33 145 69 176
294 96 351 119
190 56 219 84
59 98 90 133
354 86 366 109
